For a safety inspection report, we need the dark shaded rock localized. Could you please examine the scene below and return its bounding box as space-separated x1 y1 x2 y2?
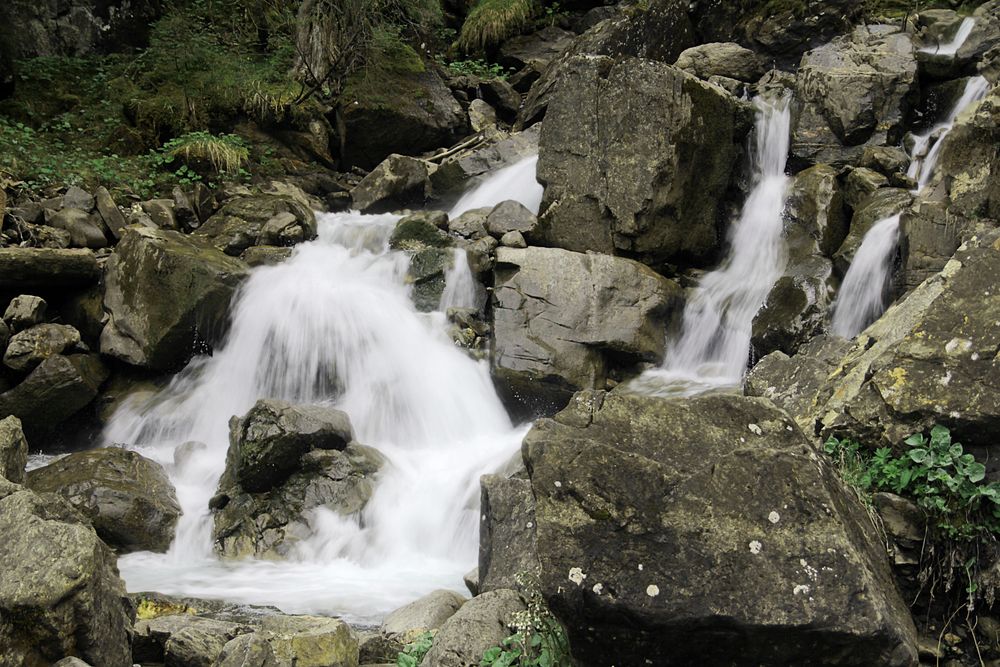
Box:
523 391 918 666
3 323 81 372
0 353 108 438
47 208 107 249
0 482 134 667
133 614 251 667
100 226 249 371
675 42 764 82
479 474 538 593
3 294 47 332
537 55 750 266
352 155 434 214
492 246 681 415
195 195 316 256
0 248 100 289
26 447 180 553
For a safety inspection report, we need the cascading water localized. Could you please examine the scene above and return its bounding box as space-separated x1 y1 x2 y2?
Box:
449 155 544 217
439 248 479 312
907 75 991 190
629 95 792 397
919 17 976 57
830 76 990 339
104 210 527 622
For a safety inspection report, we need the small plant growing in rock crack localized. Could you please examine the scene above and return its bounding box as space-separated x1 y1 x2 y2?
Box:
396 630 434 667
824 425 1000 608
480 570 571 667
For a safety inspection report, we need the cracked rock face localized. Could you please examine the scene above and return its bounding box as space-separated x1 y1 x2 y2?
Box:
536 55 751 268
491 246 681 414
522 390 918 667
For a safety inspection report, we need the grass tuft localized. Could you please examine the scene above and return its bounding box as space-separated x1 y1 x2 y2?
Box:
458 0 536 53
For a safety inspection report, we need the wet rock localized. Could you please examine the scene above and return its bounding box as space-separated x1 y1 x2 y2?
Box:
675 42 764 82
240 245 294 267
479 474 539 593
537 55 750 266
213 401 381 559
381 589 466 642
100 226 249 371
3 323 81 372
389 214 455 312
428 126 539 196
753 164 845 356
3 294 47 332
0 480 134 667
793 26 918 167
0 415 27 483
523 391 918 666
492 246 681 414
352 155 434 214
0 353 108 438
195 195 316 256
226 399 355 493
745 334 851 431
0 248 100 289
834 188 912 275
420 589 526 667
213 614 358 667
815 229 1000 449
26 447 180 553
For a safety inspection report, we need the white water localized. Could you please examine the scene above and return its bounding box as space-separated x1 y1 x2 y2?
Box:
831 76 991 339
908 76 991 190
919 16 975 56
105 211 526 622
830 215 901 338
449 155 544 218
439 248 479 311
630 96 792 397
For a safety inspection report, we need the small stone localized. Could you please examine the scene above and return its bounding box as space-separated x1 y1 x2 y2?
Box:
500 230 527 248
3 295 47 332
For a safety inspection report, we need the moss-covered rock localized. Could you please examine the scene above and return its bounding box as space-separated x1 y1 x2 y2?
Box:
194 195 317 257
26 447 180 553
0 415 27 483
214 614 358 667
100 226 249 371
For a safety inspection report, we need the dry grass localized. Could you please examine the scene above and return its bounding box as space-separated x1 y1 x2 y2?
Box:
458 0 535 53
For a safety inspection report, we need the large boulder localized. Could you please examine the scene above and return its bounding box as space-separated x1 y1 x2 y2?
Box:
212 400 380 559
380 589 466 642
343 66 466 170
491 246 681 414
0 353 108 439
736 0 861 62
213 615 358 667
814 229 1000 450
0 415 27 483
522 391 918 666
100 226 250 371
902 82 1000 289
133 614 251 667
194 195 317 256
419 589 526 667
0 479 134 666
388 213 456 312
537 55 750 267
26 447 180 553
351 155 434 214
3 323 81 372
793 26 918 168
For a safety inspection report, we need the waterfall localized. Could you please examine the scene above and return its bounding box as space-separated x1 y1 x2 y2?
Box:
104 210 525 622
919 17 976 57
449 155 544 217
829 215 901 338
907 76 991 190
439 248 479 311
630 95 792 397
831 77 990 339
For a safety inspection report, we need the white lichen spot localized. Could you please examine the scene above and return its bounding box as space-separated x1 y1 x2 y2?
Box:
945 337 972 355
554 481 562 488
740 437 746 443
938 371 952 387
793 584 811 596
592 583 604 595
748 423 763 435
949 411 962 419
749 540 763 554
768 511 780 524
646 584 660 597
526 521 533 528
971 352 980 361
637 563 644 571
568 567 587 586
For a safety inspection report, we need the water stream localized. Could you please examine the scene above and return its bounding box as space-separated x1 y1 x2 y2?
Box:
629 95 792 396
449 155 544 217
105 162 541 622
919 16 976 57
831 75 990 339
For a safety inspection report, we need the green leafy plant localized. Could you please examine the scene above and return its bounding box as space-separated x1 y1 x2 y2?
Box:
161 131 250 176
480 571 571 667
396 631 434 667
435 56 509 79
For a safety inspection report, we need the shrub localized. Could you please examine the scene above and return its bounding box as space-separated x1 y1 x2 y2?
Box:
162 131 250 175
